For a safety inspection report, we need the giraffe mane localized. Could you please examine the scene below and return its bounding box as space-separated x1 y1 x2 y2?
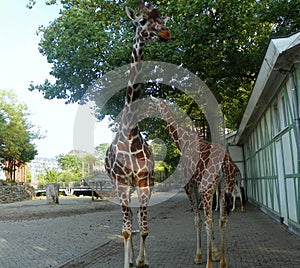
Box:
148 8 160 19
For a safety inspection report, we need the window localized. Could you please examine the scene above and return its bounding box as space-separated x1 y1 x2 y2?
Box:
273 101 280 133
280 95 287 128
273 92 288 135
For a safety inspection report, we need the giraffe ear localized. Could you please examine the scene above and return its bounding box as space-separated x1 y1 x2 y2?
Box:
125 7 137 22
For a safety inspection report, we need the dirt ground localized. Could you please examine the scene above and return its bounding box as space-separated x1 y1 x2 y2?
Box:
0 196 119 222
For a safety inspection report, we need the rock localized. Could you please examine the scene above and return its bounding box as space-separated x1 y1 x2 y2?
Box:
46 183 59 204
0 182 35 204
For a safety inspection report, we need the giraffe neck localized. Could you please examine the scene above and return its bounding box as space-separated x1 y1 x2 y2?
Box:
158 102 190 151
120 38 145 141
125 38 145 106
152 100 206 154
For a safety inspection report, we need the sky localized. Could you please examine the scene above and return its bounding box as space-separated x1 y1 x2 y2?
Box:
0 1 113 158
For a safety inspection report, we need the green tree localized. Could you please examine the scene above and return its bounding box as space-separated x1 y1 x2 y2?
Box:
82 153 97 177
58 171 79 182
0 90 39 181
56 153 98 179
44 168 60 183
28 0 300 129
28 0 300 172
37 173 46 186
57 154 81 173
95 143 110 164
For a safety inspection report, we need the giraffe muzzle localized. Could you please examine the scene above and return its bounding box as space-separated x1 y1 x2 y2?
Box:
158 29 171 41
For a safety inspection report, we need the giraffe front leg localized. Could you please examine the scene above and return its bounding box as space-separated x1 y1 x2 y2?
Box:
212 228 220 262
122 205 134 268
136 186 151 267
185 182 203 264
118 186 134 268
205 218 214 268
136 229 149 267
201 191 216 268
194 212 203 264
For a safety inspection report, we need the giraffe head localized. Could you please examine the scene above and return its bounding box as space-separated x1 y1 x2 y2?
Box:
125 1 171 43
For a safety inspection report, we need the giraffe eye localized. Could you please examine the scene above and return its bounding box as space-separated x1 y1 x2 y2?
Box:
139 18 147 25
151 26 157 31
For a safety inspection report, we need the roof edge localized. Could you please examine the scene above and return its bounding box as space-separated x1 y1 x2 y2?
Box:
235 32 300 145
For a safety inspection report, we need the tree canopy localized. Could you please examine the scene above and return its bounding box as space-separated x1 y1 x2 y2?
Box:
0 90 39 181
27 0 300 174
29 0 300 130
57 152 98 177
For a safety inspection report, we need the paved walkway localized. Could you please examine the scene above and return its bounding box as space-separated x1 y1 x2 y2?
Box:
61 193 300 268
0 193 299 267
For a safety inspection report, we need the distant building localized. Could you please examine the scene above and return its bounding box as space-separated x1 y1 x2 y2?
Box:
0 161 28 183
28 157 60 185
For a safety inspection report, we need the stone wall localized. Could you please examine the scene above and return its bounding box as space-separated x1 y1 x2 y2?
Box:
0 182 35 204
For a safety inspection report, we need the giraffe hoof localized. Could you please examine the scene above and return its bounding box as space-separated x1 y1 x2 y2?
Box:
136 261 149 268
194 256 203 264
212 251 220 261
220 259 226 267
129 262 133 267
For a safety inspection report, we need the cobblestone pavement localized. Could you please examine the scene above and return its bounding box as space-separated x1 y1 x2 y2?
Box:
0 193 299 268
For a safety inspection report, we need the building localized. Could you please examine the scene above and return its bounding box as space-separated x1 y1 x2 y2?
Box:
230 31 300 236
0 163 28 183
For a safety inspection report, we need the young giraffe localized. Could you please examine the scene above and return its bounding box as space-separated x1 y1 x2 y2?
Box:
215 169 245 212
105 3 171 268
147 96 237 268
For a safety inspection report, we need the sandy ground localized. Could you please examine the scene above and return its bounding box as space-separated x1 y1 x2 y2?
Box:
0 191 178 221
0 196 118 221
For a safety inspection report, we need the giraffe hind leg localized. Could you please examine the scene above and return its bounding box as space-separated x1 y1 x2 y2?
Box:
219 191 230 268
231 192 236 211
185 182 203 264
225 192 232 215
240 186 246 212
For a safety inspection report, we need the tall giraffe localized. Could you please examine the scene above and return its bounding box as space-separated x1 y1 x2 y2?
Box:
105 2 171 268
147 97 237 268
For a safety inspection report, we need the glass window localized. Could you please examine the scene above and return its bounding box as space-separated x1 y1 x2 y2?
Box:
273 101 280 133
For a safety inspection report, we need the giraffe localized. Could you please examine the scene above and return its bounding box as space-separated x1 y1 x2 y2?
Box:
104 2 171 268
215 169 246 212
147 96 237 268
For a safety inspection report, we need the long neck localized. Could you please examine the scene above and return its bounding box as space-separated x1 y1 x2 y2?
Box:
158 102 190 151
125 38 144 106
121 38 145 140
